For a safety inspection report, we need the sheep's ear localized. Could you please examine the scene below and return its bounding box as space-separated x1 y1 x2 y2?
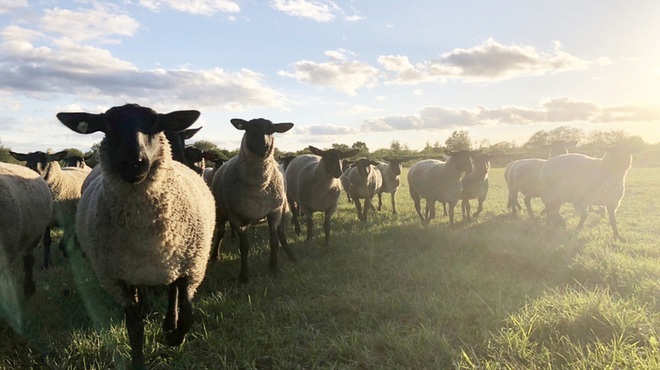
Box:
202 151 219 161
444 149 456 156
182 126 202 140
9 151 27 162
50 151 67 162
57 112 105 134
158 110 200 133
309 146 325 156
271 123 294 133
231 119 248 130
343 149 360 158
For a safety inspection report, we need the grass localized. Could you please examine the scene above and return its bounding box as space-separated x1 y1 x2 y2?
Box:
1 167 660 369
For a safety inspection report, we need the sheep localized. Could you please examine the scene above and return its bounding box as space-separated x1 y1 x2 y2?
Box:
202 157 227 189
340 159 354 203
344 158 382 222
540 144 635 241
376 157 410 214
285 146 359 245
56 104 216 370
460 153 495 222
164 126 202 172
504 140 577 217
408 150 481 226
278 154 296 174
184 146 220 175
64 154 93 169
211 118 296 283
0 162 53 301
9 150 91 269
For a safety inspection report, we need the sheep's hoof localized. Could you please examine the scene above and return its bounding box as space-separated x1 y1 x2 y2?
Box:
163 330 186 347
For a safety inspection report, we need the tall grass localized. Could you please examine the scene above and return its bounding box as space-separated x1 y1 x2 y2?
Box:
1 167 659 369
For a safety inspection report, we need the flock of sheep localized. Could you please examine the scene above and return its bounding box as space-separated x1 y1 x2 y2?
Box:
0 104 636 369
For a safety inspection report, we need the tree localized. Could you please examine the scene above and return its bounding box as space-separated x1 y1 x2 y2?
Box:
445 130 472 151
84 142 102 167
192 140 230 159
0 139 19 164
351 141 369 157
547 125 583 144
62 147 85 158
331 143 350 151
523 130 549 149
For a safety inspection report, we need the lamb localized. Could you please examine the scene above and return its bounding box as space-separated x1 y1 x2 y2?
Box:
408 150 481 226
540 144 635 240
9 150 92 268
211 118 296 283
376 157 410 214
56 104 216 370
344 158 382 222
0 162 53 301
504 140 577 217
285 146 358 245
460 153 495 221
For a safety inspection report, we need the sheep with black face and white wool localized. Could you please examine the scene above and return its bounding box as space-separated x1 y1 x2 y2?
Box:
376 157 410 214
460 153 496 222
344 158 382 222
164 126 202 172
202 156 227 189
10 150 91 269
0 162 53 303
340 159 354 203
211 118 296 283
64 154 93 169
285 146 359 246
540 144 636 241
57 104 216 370
408 150 481 226
504 140 577 217
184 146 220 175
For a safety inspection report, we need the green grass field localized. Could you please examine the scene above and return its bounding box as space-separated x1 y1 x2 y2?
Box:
2 167 660 369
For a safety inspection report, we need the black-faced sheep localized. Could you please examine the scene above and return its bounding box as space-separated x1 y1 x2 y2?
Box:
540 144 635 240
408 150 481 226
285 146 359 246
211 118 296 283
461 153 495 221
64 154 93 169
340 159 354 203
164 127 202 172
376 157 410 214
57 104 216 370
344 158 382 222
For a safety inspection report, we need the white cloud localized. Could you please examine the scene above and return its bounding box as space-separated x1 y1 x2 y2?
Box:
345 14 364 21
362 98 660 132
296 124 358 136
39 6 140 43
139 0 240 15
337 104 379 115
0 0 27 14
271 0 339 22
0 26 288 111
279 50 382 95
379 38 590 84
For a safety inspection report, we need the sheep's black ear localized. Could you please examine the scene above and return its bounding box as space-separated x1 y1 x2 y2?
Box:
50 151 68 162
158 110 200 133
309 146 325 156
182 127 202 140
271 123 294 133
9 151 27 162
231 119 248 130
57 112 105 134
343 149 360 158
202 151 219 161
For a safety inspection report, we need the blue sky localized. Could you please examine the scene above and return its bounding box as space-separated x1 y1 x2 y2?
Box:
1 0 659 153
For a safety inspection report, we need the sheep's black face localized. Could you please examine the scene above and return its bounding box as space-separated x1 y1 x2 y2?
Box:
64 156 85 168
355 158 372 178
165 127 202 170
445 150 475 175
9 150 67 176
321 149 344 178
471 154 491 175
231 118 294 158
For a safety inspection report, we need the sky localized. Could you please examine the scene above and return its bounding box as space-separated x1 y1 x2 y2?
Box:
0 0 659 154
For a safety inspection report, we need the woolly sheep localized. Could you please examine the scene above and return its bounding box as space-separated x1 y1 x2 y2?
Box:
460 153 495 221
202 157 227 188
211 118 296 283
57 104 216 370
540 145 635 240
340 159 354 203
376 157 410 214
10 150 91 268
285 146 358 245
504 140 577 217
408 150 481 226
0 162 53 300
164 126 202 172
345 158 382 222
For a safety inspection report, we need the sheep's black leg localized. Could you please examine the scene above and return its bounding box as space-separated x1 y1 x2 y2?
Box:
365 198 374 221
42 227 51 269
377 192 383 211
462 198 471 222
266 215 279 274
291 199 301 235
23 252 36 297
165 277 193 346
410 189 424 225
442 202 447 217
163 281 178 334
211 219 226 261
607 205 623 241
429 201 436 219
448 200 457 226
524 196 534 218
391 192 397 214
323 211 332 247
354 199 364 222
474 196 484 217
237 228 250 283
124 286 145 370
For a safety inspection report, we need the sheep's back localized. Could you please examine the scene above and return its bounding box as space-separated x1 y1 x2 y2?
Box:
408 159 460 202
505 158 545 198
286 155 342 212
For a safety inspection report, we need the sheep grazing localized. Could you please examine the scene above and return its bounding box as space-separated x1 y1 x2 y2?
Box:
540 145 635 240
504 140 577 217
285 146 359 245
340 159 354 203
211 118 296 283
0 162 53 301
376 157 410 214
9 150 92 269
57 104 216 370
461 153 495 221
408 150 481 226
344 158 382 222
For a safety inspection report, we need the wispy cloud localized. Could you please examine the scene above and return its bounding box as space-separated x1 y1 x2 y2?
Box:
378 39 590 84
278 49 382 95
362 98 660 132
39 5 140 43
271 0 339 22
139 0 240 15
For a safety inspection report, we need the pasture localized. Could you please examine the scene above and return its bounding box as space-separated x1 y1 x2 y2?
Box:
2 167 660 369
